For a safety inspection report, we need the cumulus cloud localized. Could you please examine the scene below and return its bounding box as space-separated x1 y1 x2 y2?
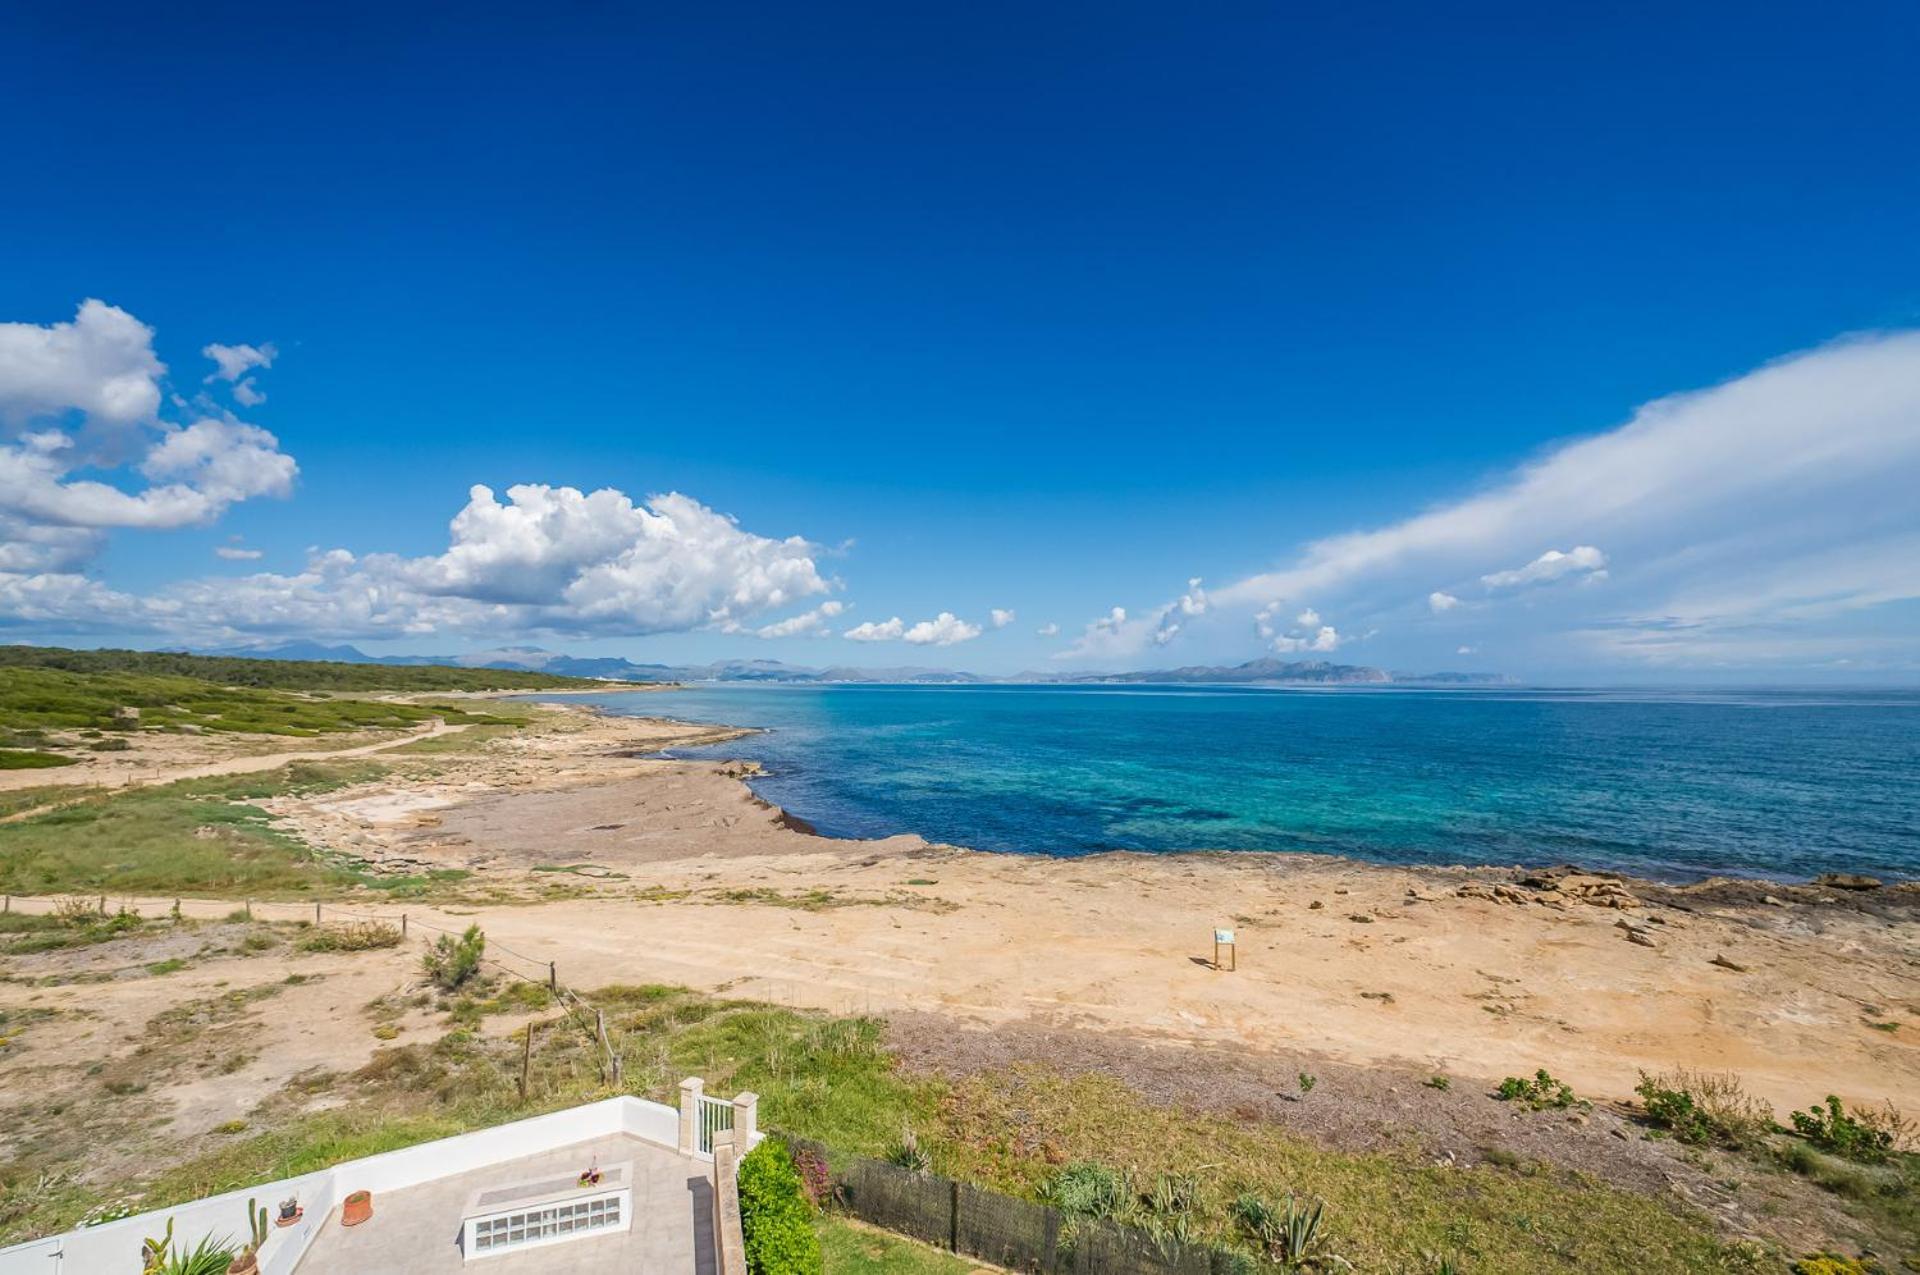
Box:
903 612 982 645
0 482 832 642
843 617 905 642
215 545 264 561
0 302 298 590
1428 591 1460 613
0 300 164 433
1480 545 1608 590
752 599 844 638
990 608 1015 628
1037 622 1059 637
1272 626 1342 654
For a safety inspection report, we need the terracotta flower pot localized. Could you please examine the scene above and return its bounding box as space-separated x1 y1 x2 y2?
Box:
341 1190 373 1228
227 1253 258 1275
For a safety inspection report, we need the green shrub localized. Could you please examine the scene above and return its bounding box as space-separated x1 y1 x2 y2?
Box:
300 921 402 952
1789 1095 1899 1165
737 1138 822 1275
1635 1069 1771 1148
421 925 484 990
1495 1069 1577 1110
1046 1161 1129 1218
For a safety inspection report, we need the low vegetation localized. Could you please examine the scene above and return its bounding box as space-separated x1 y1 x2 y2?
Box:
1494 1068 1579 1110
421 924 486 990
4 977 1910 1272
0 644 616 692
0 762 461 897
1635 1069 1773 1149
0 665 525 740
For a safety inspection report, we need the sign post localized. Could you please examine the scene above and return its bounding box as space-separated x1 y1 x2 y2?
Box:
1213 927 1237 972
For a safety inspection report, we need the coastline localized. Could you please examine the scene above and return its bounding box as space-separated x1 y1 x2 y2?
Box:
235 698 1919 1115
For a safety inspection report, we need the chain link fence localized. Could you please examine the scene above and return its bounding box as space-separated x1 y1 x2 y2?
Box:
784 1136 1244 1275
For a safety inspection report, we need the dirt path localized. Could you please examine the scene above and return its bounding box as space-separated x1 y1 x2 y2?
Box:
0 719 469 823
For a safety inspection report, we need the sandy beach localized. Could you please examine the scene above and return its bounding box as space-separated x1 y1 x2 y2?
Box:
238 699 1920 1115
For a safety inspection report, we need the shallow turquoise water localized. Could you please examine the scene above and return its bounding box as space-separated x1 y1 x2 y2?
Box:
561 684 1920 883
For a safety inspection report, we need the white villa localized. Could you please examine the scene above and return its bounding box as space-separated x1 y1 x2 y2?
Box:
0 1080 756 1275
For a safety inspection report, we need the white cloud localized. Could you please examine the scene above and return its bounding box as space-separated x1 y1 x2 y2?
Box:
1173 331 1920 668
753 599 844 638
989 608 1015 628
203 342 276 384
903 612 982 646
1428 591 1460 613
1456 645 1478 655
0 303 298 592
0 300 164 433
1296 608 1320 627
842 610 984 645
216 545 264 561
843 617 905 642
1272 625 1341 654
232 378 266 407
1176 578 1208 616
1481 545 1608 590
1036 622 1059 637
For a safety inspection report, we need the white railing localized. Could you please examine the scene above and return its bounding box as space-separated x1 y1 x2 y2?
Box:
696 1093 736 1155
0 1094 690 1275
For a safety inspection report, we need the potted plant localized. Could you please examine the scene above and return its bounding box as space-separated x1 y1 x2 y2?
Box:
226 1199 268 1274
275 1195 303 1228
341 1189 373 1228
578 1155 602 1188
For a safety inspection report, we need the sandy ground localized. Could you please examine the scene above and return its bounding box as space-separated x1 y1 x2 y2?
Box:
10 701 1911 1123
0 717 465 804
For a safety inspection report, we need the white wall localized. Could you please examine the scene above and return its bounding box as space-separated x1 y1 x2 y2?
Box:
0 1096 687 1275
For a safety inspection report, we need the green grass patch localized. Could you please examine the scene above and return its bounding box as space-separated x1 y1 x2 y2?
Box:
0 666 534 738
816 1215 980 1274
0 762 411 897
0 750 78 770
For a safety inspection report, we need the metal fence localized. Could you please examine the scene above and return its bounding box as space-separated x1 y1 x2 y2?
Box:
782 1136 1244 1275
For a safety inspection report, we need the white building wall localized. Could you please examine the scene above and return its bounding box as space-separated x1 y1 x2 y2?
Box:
0 1096 692 1275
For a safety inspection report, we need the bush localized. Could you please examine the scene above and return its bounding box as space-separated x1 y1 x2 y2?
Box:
736 1138 822 1275
1046 1161 1129 1218
1495 1069 1577 1110
421 924 485 990
300 921 402 952
1788 1095 1901 1165
1635 1069 1771 1148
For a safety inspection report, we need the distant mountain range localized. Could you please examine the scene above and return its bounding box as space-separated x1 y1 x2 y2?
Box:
191 641 1510 687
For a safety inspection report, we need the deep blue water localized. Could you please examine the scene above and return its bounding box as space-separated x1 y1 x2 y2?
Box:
556 684 1920 883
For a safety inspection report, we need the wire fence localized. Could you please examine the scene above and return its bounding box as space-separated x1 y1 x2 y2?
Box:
1 890 627 1084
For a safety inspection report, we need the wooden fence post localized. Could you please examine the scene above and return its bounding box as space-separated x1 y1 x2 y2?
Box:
520 1022 535 1102
315 902 322 925
548 961 557 992
401 913 408 939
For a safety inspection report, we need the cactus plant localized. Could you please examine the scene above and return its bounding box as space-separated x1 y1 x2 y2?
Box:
140 1217 173 1273
224 1199 269 1273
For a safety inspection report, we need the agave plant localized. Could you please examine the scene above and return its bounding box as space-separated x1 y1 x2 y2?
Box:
156 1234 236 1275
1231 1192 1351 1271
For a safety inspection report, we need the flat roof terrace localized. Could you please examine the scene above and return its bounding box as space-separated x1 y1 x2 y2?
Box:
295 1132 716 1275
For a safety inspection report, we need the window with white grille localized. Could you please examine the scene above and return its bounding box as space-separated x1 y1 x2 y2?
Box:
464 1187 629 1260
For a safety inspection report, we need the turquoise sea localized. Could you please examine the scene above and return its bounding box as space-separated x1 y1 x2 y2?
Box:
564 684 1920 884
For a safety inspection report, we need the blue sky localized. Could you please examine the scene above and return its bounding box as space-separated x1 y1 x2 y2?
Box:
2 2 1918 678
